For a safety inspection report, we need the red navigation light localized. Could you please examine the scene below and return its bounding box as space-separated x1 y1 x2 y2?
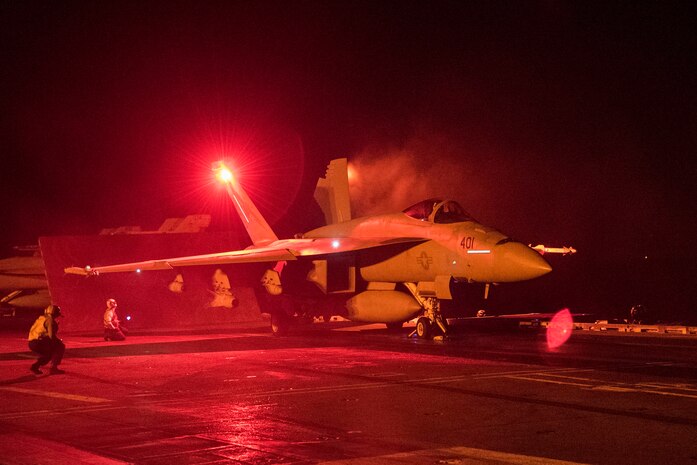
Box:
213 161 234 183
219 167 233 182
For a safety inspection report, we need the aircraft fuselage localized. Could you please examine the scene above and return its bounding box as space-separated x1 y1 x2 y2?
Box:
303 213 551 284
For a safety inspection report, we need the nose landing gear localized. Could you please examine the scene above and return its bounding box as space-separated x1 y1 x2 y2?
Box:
409 296 448 340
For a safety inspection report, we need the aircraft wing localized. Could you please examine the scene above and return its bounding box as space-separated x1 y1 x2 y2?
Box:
64 236 425 276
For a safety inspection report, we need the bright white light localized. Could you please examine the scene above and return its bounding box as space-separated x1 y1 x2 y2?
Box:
136 269 141 273
213 161 234 183
219 167 233 182
467 250 491 254
331 240 340 248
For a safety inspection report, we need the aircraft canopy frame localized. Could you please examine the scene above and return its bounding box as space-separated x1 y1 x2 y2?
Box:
402 199 475 224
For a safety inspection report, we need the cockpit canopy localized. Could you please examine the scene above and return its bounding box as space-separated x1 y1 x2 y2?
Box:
402 198 475 224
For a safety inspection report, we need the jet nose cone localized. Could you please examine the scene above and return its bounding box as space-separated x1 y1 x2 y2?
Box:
495 241 552 282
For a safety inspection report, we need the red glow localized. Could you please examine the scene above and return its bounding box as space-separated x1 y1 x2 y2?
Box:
172 122 304 234
213 161 234 183
546 308 573 349
347 163 357 182
219 167 233 182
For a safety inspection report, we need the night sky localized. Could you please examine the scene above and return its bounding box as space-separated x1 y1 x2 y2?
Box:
2 2 697 311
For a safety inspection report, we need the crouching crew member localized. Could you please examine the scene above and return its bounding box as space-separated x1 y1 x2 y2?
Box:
28 304 66 375
104 298 126 341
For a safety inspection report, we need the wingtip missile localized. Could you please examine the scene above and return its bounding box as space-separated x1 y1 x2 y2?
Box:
529 244 577 256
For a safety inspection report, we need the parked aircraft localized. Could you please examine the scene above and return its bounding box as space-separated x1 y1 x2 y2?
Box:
0 252 50 317
66 159 571 338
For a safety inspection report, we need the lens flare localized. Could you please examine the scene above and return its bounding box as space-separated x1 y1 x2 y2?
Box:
213 161 234 183
546 308 573 349
219 167 233 182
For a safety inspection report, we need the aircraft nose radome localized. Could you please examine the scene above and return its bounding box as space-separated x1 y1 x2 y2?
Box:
496 241 552 281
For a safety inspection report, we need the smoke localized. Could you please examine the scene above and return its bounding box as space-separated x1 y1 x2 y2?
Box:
345 123 672 261
348 130 490 218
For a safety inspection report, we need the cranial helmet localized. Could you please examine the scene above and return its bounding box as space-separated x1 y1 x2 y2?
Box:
45 304 62 317
106 299 117 308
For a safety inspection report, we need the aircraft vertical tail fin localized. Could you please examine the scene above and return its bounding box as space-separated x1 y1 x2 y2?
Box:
314 158 352 224
214 162 279 247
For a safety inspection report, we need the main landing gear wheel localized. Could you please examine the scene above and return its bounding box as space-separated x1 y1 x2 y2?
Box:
416 317 432 339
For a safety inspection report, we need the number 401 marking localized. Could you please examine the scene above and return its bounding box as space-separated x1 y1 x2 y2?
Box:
460 236 474 249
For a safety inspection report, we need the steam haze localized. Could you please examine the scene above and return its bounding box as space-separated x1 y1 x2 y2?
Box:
350 131 484 218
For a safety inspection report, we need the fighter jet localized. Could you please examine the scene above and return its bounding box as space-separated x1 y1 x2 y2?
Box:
66 159 566 338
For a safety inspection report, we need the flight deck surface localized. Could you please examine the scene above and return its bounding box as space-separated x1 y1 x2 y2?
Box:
1 323 696 464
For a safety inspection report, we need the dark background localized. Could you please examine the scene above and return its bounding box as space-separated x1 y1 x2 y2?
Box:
2 2 696 322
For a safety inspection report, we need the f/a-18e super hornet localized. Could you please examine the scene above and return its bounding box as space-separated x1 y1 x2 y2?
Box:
66 159 572 338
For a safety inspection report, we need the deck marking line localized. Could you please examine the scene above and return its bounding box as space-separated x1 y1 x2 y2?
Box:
505 375 594 388
318 445 592 464
637 382 697 392
473 368 593 379
0 386 111 403
506 375 697 399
